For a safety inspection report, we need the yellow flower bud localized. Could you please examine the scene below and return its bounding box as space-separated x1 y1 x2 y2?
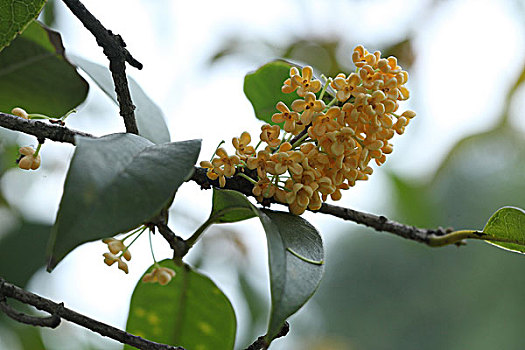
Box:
11 107 28 119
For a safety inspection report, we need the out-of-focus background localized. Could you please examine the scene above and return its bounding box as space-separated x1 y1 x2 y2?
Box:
1 0 525 349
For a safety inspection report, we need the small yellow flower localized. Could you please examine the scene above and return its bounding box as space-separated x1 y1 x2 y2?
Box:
232 132 255 158
377 57 401 75
18 146 41 170
246 150 271 179
358 65 383 90
268 150 304 175
290 66 322 97
352 45 380 68
286 183 315 215
103 253 129 274
272 102 299 133
143 266 176 286
282 67 300 94
331 73 364 102
200 160 226 187
212 148 240 177
252 177 277 201
323 127 356 156
11 107 28 119
291 92 326 124
260 124 281 147
308 107 341 140
102 238 131 261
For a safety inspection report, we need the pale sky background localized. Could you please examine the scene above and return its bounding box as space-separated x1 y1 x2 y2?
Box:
1 0 524 349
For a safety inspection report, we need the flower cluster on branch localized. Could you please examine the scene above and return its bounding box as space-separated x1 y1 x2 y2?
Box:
201 45 416 215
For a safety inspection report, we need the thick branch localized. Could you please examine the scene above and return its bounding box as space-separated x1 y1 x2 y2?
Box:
61 0 141 134
0 112 94 144
190 167 452 244
0 278 184 350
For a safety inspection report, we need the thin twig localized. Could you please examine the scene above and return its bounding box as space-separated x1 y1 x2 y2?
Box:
0 112 94 144
245 322 290 350
61 0 141 134
0 297 61 328
0 278 184 350
190 167 452 244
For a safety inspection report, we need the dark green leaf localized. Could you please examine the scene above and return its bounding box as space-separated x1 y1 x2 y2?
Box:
258 209 324 341
0 20 88 116
0 220 51 287
484 207 525 254
210 188 258 223
125 260 236 350
198 190 325 342
243 60 300 125
47 134 201 270
68 55 170 144
0 0 46 51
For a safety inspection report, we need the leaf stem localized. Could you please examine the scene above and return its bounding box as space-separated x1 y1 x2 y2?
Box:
60 109 77 121
186 217 216 248
426 230 485 247
237 172 258 185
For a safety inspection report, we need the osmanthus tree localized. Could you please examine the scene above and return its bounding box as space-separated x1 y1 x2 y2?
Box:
0 1 524 349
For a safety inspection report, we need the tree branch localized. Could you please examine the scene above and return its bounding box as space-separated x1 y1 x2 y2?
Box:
0 296 61 328
0 114 451 246
245 322 290 350
0 112 94 144
0 278 184 350
61 0 141 135
190 167 453 244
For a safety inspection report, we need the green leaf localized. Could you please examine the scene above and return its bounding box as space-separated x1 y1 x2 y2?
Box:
243 60 300 125
484 207 525 254
195 189 325 342
125 260 236 350
0 0 46 51
68 55 171 144
47 134 201 271
258 209 324 341
210 188 258 223
0 220 51 287
0 20 89 116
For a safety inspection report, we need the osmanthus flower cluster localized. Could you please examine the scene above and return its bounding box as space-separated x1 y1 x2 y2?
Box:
12 107 76 171
100 226 176 284
203 45 416 215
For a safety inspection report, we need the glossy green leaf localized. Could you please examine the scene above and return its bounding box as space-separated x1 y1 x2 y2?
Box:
0 20 88 116
243 60 301 125
0 220 51 287
258 209 324 341
125 260 236 350
47 134 201 270
198 190 325 342
210 188 258 223
0 0 46 51
484 207 525 254
68 55 170 144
